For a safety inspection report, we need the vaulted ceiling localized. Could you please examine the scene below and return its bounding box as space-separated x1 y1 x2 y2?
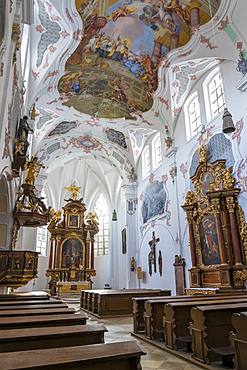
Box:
27 0 222 181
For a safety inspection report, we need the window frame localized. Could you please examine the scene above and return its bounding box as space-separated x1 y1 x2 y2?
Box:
184 91 202 141
36 225 48 257
94 193 109 256
203 66 225 123
152 133 162 171
142 145 151 179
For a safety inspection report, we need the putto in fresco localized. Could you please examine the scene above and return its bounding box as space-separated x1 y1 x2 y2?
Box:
58 0 220 119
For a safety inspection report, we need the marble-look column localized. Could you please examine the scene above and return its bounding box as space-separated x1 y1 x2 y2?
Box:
226 196 243 266
187 211 197 267
48 237 54 269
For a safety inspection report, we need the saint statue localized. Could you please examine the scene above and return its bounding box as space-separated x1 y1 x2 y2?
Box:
24 156 45 186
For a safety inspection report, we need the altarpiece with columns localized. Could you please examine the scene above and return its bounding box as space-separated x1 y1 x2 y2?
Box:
46 186 99 294
182 146 247 292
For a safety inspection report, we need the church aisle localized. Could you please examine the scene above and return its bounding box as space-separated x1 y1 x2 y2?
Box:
67 301 221 370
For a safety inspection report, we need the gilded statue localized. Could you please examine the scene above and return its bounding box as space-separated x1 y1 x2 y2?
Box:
85 211 99 234
24 156 45 185
199 145 207 163
64 185 81 201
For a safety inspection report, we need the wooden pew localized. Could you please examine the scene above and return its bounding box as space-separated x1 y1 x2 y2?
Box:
0 303 68 310
190 303 247 364
144 294 247 341
0 341 145 370
163 297 247 351
0 299 63 306
0 307 75 317
232 312 247 370
95 290 170 317
133 296 170 334
0 291 50 301
0 324 107 352
0 313 88 329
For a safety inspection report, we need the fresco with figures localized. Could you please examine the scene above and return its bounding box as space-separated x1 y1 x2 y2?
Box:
58 0 220 119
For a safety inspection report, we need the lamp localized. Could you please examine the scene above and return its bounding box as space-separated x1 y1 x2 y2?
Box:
222 108 236 134
112 209 117 221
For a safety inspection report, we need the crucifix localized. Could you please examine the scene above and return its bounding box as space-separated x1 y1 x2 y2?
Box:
148 231 160 276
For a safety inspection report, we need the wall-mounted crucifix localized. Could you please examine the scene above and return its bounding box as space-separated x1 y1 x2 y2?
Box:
148 231 160 276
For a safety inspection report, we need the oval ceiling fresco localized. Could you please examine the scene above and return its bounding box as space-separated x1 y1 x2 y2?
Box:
58 0 221 119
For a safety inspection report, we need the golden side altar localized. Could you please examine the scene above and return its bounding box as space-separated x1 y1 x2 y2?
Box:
46 186 99 295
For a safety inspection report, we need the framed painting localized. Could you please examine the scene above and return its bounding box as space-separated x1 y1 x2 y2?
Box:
61 238 84 268
68 214 79 228
199 214 221 266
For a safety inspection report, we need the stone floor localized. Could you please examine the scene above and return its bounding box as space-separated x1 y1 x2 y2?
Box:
95 316 202 370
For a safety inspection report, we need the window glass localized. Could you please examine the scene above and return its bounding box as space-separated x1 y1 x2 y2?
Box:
152 134 162 170
94 193 109 256
208 72 225 118
142 146 151 178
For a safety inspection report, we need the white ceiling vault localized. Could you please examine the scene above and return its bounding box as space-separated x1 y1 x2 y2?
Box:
25 0 237 184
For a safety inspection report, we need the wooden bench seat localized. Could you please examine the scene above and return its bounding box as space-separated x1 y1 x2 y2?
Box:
230 311 247 370
190 302 247 364
163 297 247 351
0 307 75 317
0 313 88 329
211 346 234 368
144 294 247 341
0 292 50 301
0 324 107 352
0 341 145 370
0 299 63 307
92 289 170 317
0 303 68 310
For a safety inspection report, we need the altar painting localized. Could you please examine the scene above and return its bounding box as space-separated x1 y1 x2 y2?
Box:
199 214 221 266
61 238 84 268
58 0 220 119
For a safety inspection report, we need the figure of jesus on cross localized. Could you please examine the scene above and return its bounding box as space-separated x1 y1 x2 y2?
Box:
148 231 160 276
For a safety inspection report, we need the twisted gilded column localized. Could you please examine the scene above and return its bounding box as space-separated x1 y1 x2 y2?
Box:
226 196 243 266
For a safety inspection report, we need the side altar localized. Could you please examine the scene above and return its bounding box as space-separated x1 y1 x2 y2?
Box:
182 146 247 293
46 186 99 295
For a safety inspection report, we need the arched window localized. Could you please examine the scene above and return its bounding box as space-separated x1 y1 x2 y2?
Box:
184 91 202 140
208 71 225 118
36 191 48 256
203 67 225 122
142 146 151 179
94 193 109 256
152 133 162 170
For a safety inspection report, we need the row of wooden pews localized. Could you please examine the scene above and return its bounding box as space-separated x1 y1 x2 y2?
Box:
132 293 247 369
0 291 145 369
81 288 171 317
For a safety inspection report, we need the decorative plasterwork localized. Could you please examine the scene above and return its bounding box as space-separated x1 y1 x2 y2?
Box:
28 0 235 175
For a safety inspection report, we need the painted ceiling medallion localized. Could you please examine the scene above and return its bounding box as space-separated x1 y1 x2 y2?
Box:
58 0 220 119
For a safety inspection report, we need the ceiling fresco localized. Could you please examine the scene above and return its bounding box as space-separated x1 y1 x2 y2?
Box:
58 0 220 119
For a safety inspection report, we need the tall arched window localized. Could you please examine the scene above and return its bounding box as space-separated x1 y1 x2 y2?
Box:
94 193 109 256
208 71 225 119
184 91 202 140
203 67 225 122
36 191 48 256
152 133 162 170
142 146 151 179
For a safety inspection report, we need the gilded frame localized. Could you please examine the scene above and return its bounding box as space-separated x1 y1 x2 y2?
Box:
68 214 80 228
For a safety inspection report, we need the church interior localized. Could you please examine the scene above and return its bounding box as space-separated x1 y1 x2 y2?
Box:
1 0 247 369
